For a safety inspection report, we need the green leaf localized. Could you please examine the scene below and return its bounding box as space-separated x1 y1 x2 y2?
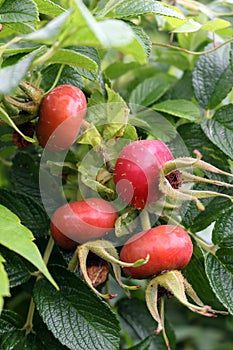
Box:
100 0 185 20
35 0 64 16
181 185 233 233
183 245 224 309
129 76 170 108
0 189 49 238
0 0 39 23
0 204 58 290
46 47 99 71
152 99 200 121
0 246 33 288
0 47 44 96
0 255 10 314
33 265 120 350
130 109 177 143
117 298 175 350
172 18 202 33
41 64 84 91
216 248 233 274
23 9 71 43
69 1 148 63
201 19 231 32
201 104 233 160
192 44 233 109
0 310 23 336
0 330 45 350
78 153 114 194
205 253 233 315
127 336 152 350
212 207 233 248
11 152 41 201
177 123 230 171
105 61 140 79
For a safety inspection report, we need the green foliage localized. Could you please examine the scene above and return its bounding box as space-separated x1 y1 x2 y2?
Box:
0 0 233 349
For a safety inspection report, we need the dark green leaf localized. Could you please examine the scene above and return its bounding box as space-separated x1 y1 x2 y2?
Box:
41 64 84 91
0 330 45 350
216 248 233 274
201 104 233 160
0 310 23 336
0 0 39 23
212 207 233 247
183 245 224 309
127 336 153 350
10 152 41 201
192 44 233 109
34 311 70 350
117 298 175 350
205 253 233 314
33 265 120 350
0 189 49 238
0 246 33 288
0 47 44 96
100 0 185 19
177 123 230 171
181 184 233 233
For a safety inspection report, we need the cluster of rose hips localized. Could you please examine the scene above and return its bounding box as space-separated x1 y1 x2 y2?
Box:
8 83 231 349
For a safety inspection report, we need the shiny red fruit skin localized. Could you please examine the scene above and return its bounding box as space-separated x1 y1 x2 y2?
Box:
50 198 118 245
36 85 86 151
113 140 174 209
120 225 193 279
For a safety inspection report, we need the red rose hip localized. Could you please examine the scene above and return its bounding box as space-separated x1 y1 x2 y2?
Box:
36 84 86 151
120 225 193 279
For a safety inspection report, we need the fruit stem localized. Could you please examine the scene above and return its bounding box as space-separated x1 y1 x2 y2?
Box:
68 247 79 272
140 209 151 231
160 298 170 350
22 236 55 333
44 64 65 95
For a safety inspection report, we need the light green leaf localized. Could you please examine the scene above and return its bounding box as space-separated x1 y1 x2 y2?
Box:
129 76 170 108
0 205 58 290
0 47 44 96
0 255 10 315
172 18 202 33
0 107 35 143
34 0 64 16
201 104 233 160
46 48 98 70
201 19 231 32
100 0 185 20
0 0 39 23
152 99 200 121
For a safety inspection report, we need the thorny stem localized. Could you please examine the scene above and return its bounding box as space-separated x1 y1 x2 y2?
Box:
22 236 55 333
152 37 233 56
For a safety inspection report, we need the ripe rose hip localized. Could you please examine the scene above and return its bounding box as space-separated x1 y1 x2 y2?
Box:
36 84 86 151
120 225 193 279
50 198 118 245
114 140 179 209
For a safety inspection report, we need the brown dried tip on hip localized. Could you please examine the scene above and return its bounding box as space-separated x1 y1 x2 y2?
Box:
165 170 182 189
86 252 109 287
12 122 35 148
